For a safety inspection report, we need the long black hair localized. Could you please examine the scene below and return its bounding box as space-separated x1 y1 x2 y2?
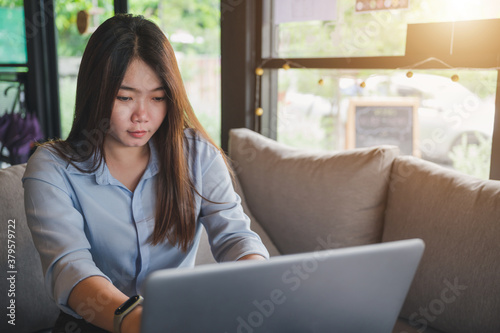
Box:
50 14 221 251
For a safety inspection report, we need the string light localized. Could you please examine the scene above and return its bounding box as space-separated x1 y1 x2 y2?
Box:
256 56 483 89
252 56 468 129
398 57 463 84
254 65 265 131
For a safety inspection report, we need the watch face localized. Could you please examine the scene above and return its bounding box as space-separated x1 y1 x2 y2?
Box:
115 295 141 315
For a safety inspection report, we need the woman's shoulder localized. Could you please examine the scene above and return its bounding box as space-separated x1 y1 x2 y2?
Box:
28 143 68 167
183 128 227 170
23 143 77 182
183 128 220 155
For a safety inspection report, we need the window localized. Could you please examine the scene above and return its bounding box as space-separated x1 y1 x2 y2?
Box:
277 68 496 180
275 0 500 58
0 0 28 168
256 0 500 180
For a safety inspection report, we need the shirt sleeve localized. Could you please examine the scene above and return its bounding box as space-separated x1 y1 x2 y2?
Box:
197 145 270 262
23 149 111 317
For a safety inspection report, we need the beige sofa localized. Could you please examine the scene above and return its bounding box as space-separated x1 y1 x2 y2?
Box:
1 128 500 333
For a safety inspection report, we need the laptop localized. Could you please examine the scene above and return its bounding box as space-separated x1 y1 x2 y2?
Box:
141 238 424 333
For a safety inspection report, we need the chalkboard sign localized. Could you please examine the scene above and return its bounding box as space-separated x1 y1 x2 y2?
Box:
345 99 420 156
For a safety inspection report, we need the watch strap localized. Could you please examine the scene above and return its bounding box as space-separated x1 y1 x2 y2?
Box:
113 295 143 333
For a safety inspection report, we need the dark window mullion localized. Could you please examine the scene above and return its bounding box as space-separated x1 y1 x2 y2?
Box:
24 0 60 140
489 69 500 180
114 0 128 14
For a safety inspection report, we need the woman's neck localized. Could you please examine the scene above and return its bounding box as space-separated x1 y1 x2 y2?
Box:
104 143 150 166
103 141 151 192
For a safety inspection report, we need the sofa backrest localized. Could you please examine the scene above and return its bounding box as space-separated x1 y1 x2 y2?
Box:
228 128 399 254
0 164 60 333
383 156 500 333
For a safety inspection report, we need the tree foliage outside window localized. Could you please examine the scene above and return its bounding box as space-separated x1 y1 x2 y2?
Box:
129 0 220 56
0 3 27 64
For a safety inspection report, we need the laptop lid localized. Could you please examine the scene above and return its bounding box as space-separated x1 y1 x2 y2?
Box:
141 238 424 333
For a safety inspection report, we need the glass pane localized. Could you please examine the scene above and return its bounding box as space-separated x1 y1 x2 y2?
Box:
56 0 114 139
0 2 27 64
274 0 500 58
277 68 496 180
0 1 26 168
0 70 28 168
129 0 221 146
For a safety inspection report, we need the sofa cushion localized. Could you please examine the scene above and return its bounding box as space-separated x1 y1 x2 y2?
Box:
382 156 500 333
0 164 60 333
228 128 399 254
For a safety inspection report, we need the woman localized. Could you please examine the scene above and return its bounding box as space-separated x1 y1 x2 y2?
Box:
23 14 268 333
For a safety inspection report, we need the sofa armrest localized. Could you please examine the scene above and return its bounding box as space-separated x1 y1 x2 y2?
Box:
383 156 500 333
0 164 60 333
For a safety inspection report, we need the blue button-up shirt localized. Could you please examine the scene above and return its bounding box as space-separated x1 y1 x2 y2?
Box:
23 130 269 317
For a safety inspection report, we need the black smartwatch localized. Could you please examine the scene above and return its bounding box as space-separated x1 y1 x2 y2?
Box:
113 295 144 333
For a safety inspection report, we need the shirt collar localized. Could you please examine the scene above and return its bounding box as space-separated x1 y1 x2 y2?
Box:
65 140 160 185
